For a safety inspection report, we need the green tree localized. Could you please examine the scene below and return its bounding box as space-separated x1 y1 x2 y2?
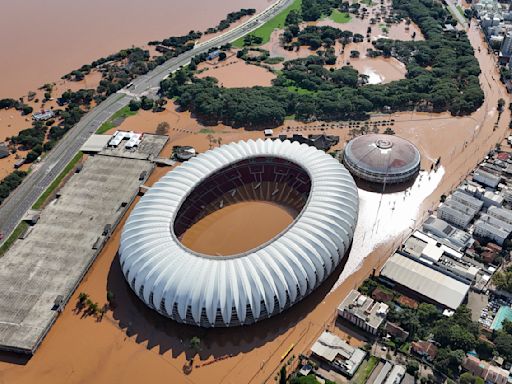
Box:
406 360 419 375
190 336 201 353
129 99 141 111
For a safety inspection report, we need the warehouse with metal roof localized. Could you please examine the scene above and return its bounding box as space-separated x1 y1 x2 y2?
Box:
379 253 470 310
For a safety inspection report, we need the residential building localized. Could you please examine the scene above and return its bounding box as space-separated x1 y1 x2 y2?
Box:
437 199 477 229
474 215 511 245
411 340 438 361
384 365 406 384
481 191 504 208
385 322 409 342
452 191 484 212
473 168 500 188
337 290 389 335
462 355 509 384
310 331 366 377
488 206 512 225
422 216 473 250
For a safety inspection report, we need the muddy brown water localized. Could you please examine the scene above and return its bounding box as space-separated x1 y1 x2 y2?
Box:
180 201 295 255
0 0 274 98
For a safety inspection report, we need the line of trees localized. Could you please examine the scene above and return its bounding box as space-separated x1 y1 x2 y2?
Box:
206 8 256 34
160 0 484 127
0 170 27 204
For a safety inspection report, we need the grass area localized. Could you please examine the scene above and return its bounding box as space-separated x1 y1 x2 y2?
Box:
199 128 215 134
456 5 466 19
287 86 315 95
96 105 137 134
0 222 28 257
353 356 379 384
32 151 83 210
360 0 374 5
285 114 296 120
399 342 411 354
233 0 302 48
328 9 352 23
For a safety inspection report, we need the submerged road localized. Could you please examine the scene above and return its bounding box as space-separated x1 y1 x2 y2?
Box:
0 0 293 243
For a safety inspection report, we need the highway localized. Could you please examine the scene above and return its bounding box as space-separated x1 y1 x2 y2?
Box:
0 0 293 243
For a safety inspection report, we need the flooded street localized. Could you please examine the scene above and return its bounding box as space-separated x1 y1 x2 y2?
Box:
181 201 294 255
0 0 273 98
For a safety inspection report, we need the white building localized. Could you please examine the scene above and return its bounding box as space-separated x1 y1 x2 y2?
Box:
452 191 484 212
311 331 366 377
474 214 512 245
337 290 389 335
473 168 501 188
488 206 512 225
437 199 477 229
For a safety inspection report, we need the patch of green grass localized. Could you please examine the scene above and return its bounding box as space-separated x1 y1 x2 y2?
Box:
96 105 137 134
328 9 352 23
32 151 83 210
353 356 379 384
0 222 28 257
456 5 466 19
360 0 374 5
233 0 302 48
399 342 411 354
199 128 215 134
285 114 296 120
287 86 315 95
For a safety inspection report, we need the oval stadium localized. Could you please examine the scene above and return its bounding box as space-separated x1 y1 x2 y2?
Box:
119 139 358 327
343 134 421 185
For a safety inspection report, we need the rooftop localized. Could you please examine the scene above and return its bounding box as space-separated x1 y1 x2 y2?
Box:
379 253 470 310
311 331 366 376
338 289 389 330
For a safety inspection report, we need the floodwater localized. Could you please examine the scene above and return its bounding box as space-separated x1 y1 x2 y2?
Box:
0 0 274 98
180 201 295 255
197 57 276 87
0 71 102 179
0 14 510 384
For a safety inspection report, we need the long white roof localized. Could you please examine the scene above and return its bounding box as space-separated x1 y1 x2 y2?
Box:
380 253 470 310
119 139 358 327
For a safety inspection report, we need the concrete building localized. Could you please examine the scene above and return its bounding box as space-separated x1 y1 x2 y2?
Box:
473 168 501 188
488 206 512 225
422 216 473 250
379 253 470 310
384 365 406 384
402 231 480 284
474 215 511 245
437 199 478 229
452 191 484 212
0 135 167 354
481 191 504 208
311 331 366 377
337 290 389 335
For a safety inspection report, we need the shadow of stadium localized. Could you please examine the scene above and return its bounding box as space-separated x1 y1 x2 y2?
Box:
106 247 350 362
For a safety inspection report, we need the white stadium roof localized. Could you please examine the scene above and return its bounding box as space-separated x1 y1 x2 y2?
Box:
120 139 358 327
380 253 470 310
